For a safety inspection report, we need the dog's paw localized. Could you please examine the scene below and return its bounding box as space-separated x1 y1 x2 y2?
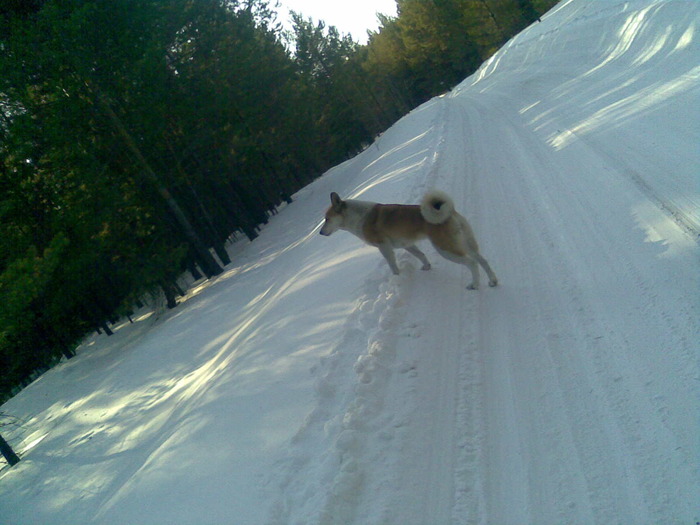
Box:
421 263 431 271
488 279 498 287
467 283 478 290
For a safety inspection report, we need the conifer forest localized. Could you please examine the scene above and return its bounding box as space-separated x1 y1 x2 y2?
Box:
0 0 556 400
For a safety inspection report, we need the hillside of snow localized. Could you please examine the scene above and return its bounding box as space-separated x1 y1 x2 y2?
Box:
1 0 698 523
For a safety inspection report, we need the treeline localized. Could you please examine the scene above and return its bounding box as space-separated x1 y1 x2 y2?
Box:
0 0 556 400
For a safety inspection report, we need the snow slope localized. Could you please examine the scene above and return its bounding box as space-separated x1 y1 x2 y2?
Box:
1 0 698 523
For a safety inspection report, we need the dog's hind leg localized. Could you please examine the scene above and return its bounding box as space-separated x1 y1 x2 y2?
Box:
464 258 481 290
405 246 431 271
435 247 494 290
474 253 498 287
378 244 401 275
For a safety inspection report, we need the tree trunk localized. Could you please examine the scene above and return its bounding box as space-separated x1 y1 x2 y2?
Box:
172 280 185 297
187 259 203 281
161 283 178 309
94 91 223 278
0 434 20 467
213 242 230 266
479 0 504 33
99 320 113 336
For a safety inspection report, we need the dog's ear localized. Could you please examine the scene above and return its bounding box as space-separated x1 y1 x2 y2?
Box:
330 192 343 212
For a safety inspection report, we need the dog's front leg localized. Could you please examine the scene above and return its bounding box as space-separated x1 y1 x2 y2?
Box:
378 244 401 275
405 246 431 271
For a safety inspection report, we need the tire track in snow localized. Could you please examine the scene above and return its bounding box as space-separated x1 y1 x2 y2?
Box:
438 95 490 525
459 93 699 523
377 95 493 525
370 94 497 525
459 96 631 522
560 129 700 241
380 268 480 524
510 135 699 523
452 97 541 524
508 106 697 522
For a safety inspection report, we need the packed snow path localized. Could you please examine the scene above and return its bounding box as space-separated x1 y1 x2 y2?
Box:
271 1 699 522
1 1 698 524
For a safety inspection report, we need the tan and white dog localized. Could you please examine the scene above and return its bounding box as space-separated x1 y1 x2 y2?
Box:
320 190 498 290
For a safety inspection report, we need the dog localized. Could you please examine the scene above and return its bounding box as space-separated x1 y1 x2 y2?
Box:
320 190 498 289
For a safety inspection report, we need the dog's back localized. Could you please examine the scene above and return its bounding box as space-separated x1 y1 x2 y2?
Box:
362 204 428 246
357 190 467 250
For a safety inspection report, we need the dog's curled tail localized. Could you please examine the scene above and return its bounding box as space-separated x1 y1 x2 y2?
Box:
420 190 454 224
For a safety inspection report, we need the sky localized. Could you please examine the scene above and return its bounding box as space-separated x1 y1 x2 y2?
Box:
275 0 398 43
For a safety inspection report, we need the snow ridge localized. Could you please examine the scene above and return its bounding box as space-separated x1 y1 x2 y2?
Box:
267 264 416 525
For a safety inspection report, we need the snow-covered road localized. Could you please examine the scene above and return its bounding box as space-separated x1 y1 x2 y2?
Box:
2 1 698 523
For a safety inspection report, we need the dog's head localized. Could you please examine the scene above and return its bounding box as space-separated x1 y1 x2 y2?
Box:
319 192 345 236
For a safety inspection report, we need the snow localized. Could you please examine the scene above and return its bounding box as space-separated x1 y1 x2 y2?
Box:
1 0 698 523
